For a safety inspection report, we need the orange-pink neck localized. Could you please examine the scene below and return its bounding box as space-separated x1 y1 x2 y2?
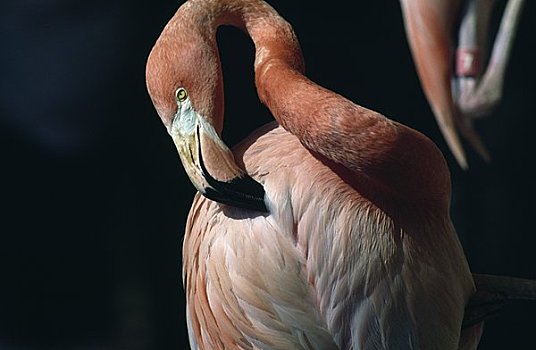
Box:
170 0 452 208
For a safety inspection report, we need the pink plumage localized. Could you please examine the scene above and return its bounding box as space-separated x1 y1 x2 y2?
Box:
144 0 505 348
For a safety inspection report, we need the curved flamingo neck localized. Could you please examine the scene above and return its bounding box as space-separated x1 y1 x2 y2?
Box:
180 0 389 166
173 0 452 208
189 0 306 75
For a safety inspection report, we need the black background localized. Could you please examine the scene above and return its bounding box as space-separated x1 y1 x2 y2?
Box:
1 0 534 349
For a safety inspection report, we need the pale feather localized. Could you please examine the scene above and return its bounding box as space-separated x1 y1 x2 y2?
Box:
183 123 477 349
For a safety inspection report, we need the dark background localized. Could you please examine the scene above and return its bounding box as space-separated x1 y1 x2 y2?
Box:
1 0 534 349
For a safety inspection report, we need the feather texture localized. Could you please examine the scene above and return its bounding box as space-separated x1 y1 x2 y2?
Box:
183 123 478 349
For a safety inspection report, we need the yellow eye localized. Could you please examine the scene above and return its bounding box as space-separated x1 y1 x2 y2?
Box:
175 88 188 102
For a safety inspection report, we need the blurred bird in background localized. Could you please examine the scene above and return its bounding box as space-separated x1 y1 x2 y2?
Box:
400 0 526 168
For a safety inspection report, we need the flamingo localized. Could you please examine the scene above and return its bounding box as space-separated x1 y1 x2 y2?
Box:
146 0 535 348
400 0 526 168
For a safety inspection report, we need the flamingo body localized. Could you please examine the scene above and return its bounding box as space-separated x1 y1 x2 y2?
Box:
146 0 483 348
183 124 476 349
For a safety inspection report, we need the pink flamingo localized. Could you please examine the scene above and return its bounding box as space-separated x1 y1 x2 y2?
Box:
400 0 526 168
146 0 534 348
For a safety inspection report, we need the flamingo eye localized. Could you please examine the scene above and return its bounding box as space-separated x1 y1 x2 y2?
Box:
175 88 188 103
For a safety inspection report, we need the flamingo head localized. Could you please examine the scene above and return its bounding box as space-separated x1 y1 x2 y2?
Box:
146 17 268 212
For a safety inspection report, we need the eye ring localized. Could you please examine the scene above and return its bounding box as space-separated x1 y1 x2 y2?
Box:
175 87 188 103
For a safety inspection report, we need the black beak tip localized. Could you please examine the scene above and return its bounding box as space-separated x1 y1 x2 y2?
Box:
196 134 268 212
203 174 269 213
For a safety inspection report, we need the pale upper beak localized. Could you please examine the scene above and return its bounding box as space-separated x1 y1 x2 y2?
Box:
168 101 267 213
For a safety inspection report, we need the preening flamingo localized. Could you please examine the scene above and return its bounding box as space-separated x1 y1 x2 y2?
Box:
400 0 526 168
146 0 535 348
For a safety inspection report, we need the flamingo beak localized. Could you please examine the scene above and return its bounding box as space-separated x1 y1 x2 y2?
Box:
168 109 268 213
